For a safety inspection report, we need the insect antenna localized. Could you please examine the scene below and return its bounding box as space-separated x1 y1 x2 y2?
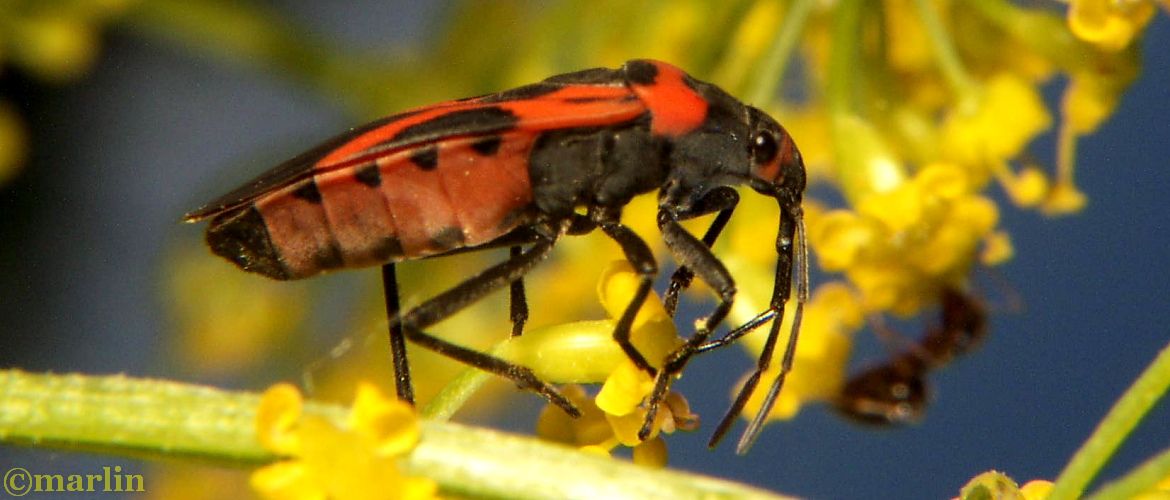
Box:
734 213 808 454
705 203 809 454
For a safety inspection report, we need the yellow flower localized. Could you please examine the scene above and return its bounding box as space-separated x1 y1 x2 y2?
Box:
1019 480 1054 500
251 383 437 500
809 164 1004 314
1068 0 1157 52
535 385 697 468
940 73 1051 181
527 261 693 465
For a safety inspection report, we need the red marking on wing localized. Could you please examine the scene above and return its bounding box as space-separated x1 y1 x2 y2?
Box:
316 86 642 169
631 61 708 137
187 84 645 221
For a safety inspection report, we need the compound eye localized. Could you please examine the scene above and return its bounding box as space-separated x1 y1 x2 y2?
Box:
751 131 779 166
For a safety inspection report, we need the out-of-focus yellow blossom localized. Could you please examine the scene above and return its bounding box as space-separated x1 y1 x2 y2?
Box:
810 163 1000 314
1068 0 1157 52
1133 473 1170 499
0 103 27 186
736 283 861 422
885 0 934 75
167 249 308 375
834 115 908 203
980 230 1014 266
251 383 437 500
939 73 1051 183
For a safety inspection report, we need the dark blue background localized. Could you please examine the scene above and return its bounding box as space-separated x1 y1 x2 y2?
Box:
1 3 1167 498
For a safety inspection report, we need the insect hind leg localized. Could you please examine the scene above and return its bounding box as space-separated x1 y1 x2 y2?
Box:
662 187 740 316
395 237 580 417
382 263 414 404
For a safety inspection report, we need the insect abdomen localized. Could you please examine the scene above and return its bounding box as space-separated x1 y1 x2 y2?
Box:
207 133 537 280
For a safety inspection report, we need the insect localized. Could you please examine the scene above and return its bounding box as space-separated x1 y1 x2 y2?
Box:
185 59 808 453
834 287 987 425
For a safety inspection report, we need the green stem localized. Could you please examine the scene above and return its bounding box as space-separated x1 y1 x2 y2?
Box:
826 0 861 120
421 356 496 421
1086 445 1170 500
1048 342 1170 500
0 370 792 499
912 0 977 96
746 0 816 106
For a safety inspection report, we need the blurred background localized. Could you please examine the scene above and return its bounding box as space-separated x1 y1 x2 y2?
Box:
1 1 1168 498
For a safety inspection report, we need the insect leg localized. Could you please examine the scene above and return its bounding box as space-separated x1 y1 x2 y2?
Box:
597 221 659 376
707 204 808 454
509 245 528 337
382 263 413 404
663 187 740 317
638 207 738 440
397 237 581 417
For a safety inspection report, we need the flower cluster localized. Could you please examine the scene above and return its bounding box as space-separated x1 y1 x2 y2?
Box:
701 0 1162 429
506 261 696 466
251 382 437 500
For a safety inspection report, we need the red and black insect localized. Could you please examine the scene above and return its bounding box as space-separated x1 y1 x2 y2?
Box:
185 59 808 452
834 288 987 425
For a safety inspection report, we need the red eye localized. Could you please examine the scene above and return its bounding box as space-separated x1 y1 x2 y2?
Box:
751 131 779 166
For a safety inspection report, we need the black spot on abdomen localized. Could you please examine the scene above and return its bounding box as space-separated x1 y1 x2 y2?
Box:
355 163 381 187
292 179 323 203
409 146 439 170
430 227 465 250
471 136 502 156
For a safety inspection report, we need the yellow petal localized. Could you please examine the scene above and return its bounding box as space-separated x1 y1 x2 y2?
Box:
347 382 420 456
256 383 304 454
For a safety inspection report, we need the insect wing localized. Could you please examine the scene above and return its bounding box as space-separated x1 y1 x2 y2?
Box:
185 82 646 221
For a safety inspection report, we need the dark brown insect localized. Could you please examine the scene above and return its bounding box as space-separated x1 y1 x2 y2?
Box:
834 288 988 425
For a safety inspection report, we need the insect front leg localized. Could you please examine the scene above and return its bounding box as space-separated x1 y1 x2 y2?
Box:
509 245 528 337
662 187 740 317
396 235 581 418
637 206 738 440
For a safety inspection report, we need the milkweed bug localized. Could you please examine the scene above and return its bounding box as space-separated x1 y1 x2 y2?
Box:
834 288 987 425
185 59 808 453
